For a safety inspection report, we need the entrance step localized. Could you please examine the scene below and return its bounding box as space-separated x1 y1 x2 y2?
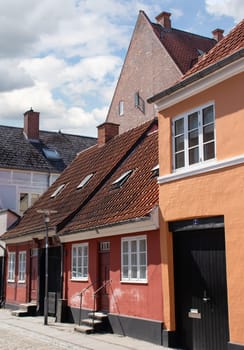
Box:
74 311 111 334
11 303 37 317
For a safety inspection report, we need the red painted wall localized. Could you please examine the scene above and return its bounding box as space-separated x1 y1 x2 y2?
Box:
64 230 163 322
6 243 31 305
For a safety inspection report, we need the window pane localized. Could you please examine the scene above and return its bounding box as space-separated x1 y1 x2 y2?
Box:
131 253 137 265
175 152 185 169
203 124 214 142
204 142 215 160
123 266 128 278
174 118 184 135
139 239 146 252
140 266 146 279
123 241 128 252
123 254 128 265
131 266 137 278
140 252 146 265
175 135 184 152
203 105 214 125
131 241 137 252
188 112 198 130
188 130 199 147
189 147 199 165
31 193 40 206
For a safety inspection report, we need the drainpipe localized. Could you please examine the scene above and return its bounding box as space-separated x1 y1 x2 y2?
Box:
0 244 6 307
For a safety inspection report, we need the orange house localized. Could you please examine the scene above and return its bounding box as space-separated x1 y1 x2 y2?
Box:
149 20 244 350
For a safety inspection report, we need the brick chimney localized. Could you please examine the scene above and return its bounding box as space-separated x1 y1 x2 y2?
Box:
23 108 40 141
155 11 172 29
212 28 224 42
97 122 119 146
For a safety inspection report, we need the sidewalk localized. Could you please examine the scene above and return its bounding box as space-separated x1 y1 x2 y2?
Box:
0 308 171 350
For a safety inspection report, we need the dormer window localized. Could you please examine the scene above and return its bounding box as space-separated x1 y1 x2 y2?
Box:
112 170 133 189
43 148 61 160
151 164 159 177
51 184 65 198
77 173 93 189
134 92 145 114
119 101 124 116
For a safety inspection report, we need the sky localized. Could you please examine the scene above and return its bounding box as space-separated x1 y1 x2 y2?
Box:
0 0 243 137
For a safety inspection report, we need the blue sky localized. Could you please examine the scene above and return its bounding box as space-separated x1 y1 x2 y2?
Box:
0 0 243 137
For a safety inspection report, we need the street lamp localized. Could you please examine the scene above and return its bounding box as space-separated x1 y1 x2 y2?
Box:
37 209 57 325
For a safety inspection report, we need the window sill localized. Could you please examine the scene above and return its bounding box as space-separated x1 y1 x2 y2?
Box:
18 281 26 284
7 280 15 283
71 278 88 282
120 280 148 285
158 155 244 184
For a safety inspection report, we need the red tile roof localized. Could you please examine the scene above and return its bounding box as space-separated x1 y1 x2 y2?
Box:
148 19 244 103
151 22 216 74
183 19 244 78
60 129 158 235
3 120 158 240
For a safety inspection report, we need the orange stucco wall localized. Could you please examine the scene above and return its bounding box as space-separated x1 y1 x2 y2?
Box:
158 73 244 344
64 230 163 322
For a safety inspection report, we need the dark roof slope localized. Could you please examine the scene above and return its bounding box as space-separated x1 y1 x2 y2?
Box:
148 19 244 103
151 21 216 73
2 120 157 240
0 125 97 172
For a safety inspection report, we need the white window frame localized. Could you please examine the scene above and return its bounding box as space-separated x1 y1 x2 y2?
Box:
71 243 88 281
18 251 26 283
119 100 124 116
172 102 215 171
8 252 16 282
121 235 147 283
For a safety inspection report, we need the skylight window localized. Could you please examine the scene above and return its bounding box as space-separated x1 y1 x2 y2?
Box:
43 148 61 160
51 184 65 198
151 164 159 177
77 173 93 190
112 170 133 189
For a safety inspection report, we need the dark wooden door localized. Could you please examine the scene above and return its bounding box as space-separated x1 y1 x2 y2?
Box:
173 229 229 350
30 248 38 302
98 247 110 312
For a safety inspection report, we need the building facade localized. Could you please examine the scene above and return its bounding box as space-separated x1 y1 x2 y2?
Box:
149 19 244 350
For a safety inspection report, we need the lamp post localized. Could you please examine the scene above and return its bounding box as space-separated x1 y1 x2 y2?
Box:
37 209 57 325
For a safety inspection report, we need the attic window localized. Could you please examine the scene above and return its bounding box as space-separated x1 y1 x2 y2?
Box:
197 48 204 56
43 148 61 160
51 184 65 198
134 92 145 114
119 100 124 116
77 173 93 189
112 170 133 189
151 164 159 177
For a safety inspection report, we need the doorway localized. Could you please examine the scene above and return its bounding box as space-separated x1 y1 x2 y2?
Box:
98 241 110 312
173 228 229 350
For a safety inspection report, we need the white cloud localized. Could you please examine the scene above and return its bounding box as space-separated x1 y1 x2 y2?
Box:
205 0 244 22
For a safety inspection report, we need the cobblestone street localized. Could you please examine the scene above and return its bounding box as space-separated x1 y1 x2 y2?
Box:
0 309 170 350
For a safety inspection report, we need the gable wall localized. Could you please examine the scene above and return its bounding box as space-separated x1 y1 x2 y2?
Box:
106 12 181 134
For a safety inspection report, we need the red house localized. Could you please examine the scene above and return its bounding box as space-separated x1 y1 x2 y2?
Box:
2 120 164 344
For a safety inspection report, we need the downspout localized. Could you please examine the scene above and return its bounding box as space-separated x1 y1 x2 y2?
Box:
0 244 6 307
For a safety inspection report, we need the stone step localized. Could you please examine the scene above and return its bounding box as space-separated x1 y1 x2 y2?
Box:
74 324 94 334
88 312 108 320
11 310 29 317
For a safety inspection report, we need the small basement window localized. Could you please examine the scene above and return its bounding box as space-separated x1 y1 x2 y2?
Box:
51 184 65 198
77 173 93 189
112 169 133 189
